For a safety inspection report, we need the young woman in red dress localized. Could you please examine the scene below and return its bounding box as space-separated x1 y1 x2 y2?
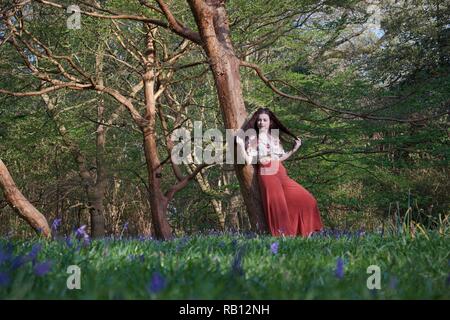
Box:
236 108 323 237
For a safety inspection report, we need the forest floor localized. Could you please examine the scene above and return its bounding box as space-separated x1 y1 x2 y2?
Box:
0 231 449 299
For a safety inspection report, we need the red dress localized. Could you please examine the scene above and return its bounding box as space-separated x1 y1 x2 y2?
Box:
249 135 323 237
258 160 323 237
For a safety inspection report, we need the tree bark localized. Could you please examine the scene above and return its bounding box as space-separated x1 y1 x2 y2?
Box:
188 0 268 233
0 159 51 237
223 168 240 231
142 26 173 240
90 49 108 238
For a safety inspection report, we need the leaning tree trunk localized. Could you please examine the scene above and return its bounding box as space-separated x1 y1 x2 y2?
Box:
188 0 268 233
0 159 51 237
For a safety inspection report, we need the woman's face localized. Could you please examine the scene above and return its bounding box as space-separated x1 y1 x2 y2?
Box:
257 113 270 132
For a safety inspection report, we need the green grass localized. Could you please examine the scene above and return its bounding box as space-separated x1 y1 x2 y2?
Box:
0 233 449 299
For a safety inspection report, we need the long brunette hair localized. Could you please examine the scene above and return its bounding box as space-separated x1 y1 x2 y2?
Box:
241 108 298 147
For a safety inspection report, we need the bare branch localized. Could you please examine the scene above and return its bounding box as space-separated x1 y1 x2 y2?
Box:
164 163 211 201
35 0 168 26
155 0 202 45
0 82 92 96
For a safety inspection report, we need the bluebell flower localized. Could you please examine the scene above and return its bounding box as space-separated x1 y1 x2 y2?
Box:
75 225 90 244
270 242 279 255
389 276 398 289
25 244 42 265
51 218 62 232
147 272 166 294
0 272 11 286
0 243 15 264
335 257 344 279
65 236 73 248
0 246 12 265
11 255 25 270
34 261 52 276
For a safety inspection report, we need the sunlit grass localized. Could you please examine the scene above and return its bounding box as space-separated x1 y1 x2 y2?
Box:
0 231 449 299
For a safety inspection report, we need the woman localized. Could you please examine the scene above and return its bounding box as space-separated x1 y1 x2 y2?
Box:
236 108 323 237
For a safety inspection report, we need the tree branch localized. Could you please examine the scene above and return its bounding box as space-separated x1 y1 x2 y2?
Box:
155 0 202 45
239 60 450 123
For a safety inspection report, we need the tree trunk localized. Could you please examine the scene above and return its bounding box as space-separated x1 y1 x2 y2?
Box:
142 26 173 240
188 0 268 233
223 168 240 231
0 159 51 237
89 51 108 238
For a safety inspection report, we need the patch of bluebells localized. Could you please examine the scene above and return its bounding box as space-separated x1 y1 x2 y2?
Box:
231 239 238 250
75 225 90 244
51 218 62 233
0 272 11 286
25 244 42 266
311 228 366 239
0 241 52 287
34 261 52 276
335 257 345 279
389 276 399 289
0 243 14 265
270 242 279 255
147 271 166 294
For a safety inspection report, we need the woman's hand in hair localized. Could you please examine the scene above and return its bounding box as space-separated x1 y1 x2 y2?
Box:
294 138 302 151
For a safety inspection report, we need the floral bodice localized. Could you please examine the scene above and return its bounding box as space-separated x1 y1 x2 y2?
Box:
246 133 286 159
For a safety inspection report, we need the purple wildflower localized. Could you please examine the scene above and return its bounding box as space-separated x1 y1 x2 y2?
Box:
0 243 14 265
335 257 344 279
25 243 42 265
11 255 25 270
270 242 279 255
0 272 11 286
65 236 73 248
75 225 88 238
389 276 398 289
0 246 12 265
51 218 62 231
34 261 52 276
147 272 166 294
75 225 90 244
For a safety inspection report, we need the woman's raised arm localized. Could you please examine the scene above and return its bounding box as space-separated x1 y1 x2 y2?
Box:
278 138 302 162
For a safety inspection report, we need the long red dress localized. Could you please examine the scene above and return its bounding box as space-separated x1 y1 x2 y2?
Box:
248 134 323 237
